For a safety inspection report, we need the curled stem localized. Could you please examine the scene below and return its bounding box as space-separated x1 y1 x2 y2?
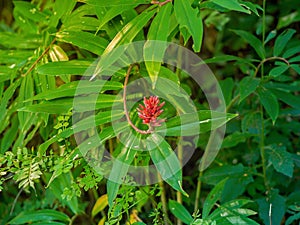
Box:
151 0 172 6
253 56 290 78
123 64 153 135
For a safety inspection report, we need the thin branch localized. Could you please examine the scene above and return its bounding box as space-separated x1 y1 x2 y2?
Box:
151 0 172 6
22 37 56 77
123 64 152 135
253 56 290 78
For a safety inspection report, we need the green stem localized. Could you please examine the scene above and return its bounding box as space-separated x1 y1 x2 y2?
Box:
253 56 289 78
158 174 170 225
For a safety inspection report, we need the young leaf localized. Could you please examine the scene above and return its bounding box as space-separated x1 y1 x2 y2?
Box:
257 87 279 124
174 0 203 52
232 29 265 59
239 77 260 103
273 29 296 56
168 200 193 224
266 144 294 177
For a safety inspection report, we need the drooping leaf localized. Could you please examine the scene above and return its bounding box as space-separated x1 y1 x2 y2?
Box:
266 144 294 177
174 0 203 52
273 29 296 56
169 200 193 224
239 77 260 103
232 29 265 59
257 87 279 124
56 30 109 56
146 133 187 196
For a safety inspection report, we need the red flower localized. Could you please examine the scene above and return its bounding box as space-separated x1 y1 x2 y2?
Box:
137 96 165 127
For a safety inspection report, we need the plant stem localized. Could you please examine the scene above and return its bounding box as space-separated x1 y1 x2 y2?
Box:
158 174 170 225
22 37 56 77
253 56 290 78
177 137 183 225
123 64 153 135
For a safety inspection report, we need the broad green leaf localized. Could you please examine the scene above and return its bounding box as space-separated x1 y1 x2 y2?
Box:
37 60 93 76
219 78 234 106
28 80 123 101
147 133 187 196
211 0 250 14
92 194 108 217
257 87 279 124
274 29 296 56
239 77 260 103
257 189 285 225
288 55 300 63
241 112 262 135
269 65 289 77
107 132 139 206
232 29 265 59
144 3 172 87
103 8 156 54
56 31 109 56
168 200 193 224
174 0 203 52
13 1 47 23
49 0 76 28
271 89 300 110
202 178 227 219
291 64 300 75
19 94 122 114
0 32 42 49
157 110 237 136
221 132 252 148
277 11 300 29
283 46 300 58
79 0 150 6
8 209 70 224
266 144 294 177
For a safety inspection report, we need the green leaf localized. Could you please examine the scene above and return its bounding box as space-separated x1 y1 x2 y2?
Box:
174 0 203 52
79 0 150 6
282 46 300 58
49 0 76 28
264 30 277 45
271 89 300 110
0 32 42 49
220 78 234 106
157 110 237 136
239 77 260 103
9 209 70 224
221 132 252 148
107 133 139 206
146 133 187 196
168 200 193 224
19 94 122 114
144 3 172 87
202 178 227 219
56 30 109 55
103 8 156 54
266 144 294 177
232 29 265 59
288 55 300 63
277 11 300 29
257 189 285 225
269 65 289 77
273 29 296 56
257 87 279 124
37 60 93 76
28 80 123 101
211 0 250 14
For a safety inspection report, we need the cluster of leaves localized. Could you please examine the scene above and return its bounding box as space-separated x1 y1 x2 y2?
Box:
0 0 299 224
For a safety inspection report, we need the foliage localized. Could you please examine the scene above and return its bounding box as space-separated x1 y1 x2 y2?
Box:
0 0 299 224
